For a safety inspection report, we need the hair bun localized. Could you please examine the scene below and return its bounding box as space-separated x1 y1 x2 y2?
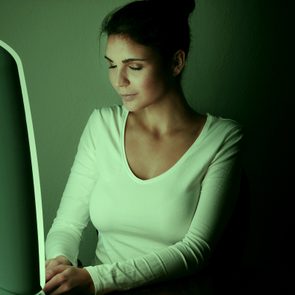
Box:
143 0 196 18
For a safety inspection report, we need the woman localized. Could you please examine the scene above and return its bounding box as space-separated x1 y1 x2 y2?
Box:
44 0 243 294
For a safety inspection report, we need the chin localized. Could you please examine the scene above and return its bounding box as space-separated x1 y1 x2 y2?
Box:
122 97 158 113
122 101 139 112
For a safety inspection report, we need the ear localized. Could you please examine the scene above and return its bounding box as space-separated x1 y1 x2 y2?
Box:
172 50 186 77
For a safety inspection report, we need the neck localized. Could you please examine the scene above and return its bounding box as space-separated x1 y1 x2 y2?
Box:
131 87 197 136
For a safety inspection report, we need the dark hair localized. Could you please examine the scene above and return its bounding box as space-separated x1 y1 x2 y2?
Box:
100 0 196 63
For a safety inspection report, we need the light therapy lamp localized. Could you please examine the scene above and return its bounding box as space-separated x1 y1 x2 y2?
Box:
0 40 45 295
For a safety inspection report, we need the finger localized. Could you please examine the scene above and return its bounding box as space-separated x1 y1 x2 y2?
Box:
46 259 57 269
44 269 78 295
46 264 69 282
49 282 83 295
47 283 71 295
46 259 60 273
43 269 69 294
45 260 50 267
46 269 55 282
46 256 71 269
46 267 56 282
46 266 58 282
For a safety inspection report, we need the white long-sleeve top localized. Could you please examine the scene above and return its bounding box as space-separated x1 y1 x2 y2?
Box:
46 104 243 294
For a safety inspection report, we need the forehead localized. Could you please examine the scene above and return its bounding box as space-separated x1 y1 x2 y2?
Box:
105 35 158 61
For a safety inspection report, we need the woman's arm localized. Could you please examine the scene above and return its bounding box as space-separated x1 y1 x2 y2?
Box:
84 125 243 294
45 110 100 294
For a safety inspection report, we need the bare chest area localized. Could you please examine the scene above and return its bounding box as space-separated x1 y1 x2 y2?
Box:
124 117 206 180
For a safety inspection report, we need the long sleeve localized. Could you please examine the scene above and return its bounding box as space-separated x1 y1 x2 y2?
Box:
45 106 243 294
84 121 243 294
45 110 99 266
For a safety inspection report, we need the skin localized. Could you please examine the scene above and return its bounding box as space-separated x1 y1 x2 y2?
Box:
43 34 206 293
43 256 95 294
105 34 207 179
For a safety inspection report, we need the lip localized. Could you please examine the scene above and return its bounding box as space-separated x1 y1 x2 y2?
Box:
120 93 137 96
120 93 137 101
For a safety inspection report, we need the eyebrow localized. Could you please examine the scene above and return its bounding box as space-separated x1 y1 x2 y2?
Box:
104 55 147 63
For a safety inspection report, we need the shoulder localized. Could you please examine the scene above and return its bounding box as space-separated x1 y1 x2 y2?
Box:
81 104 127 144
199 113 244 156
90 104 125 122
206 113 243 142
86 104 127 129
79 104 126 148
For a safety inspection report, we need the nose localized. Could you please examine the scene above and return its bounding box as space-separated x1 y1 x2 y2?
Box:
115 68 130 88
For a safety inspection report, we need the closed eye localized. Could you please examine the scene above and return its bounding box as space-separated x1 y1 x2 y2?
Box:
108 65 143 71
129 65 143 71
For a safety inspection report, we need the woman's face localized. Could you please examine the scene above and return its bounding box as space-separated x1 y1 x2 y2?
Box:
105 34 174 112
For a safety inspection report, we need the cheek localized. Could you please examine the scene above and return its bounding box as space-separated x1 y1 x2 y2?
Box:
140 72 168 95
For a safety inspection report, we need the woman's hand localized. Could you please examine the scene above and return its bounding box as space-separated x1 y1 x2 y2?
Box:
44 256 95 294
45 255 72 282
